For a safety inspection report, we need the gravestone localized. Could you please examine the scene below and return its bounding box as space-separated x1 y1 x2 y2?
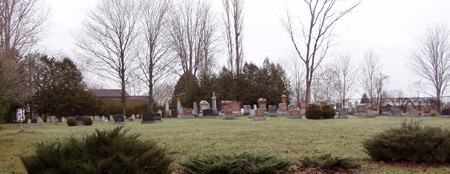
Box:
278 103 288 116
141 113 162 123
258 98 267 111
183 108 195 119
75 115 84 125
248 109 255 118
129 115 135 121
442 109 450 118
212 92 217 115
52 116 58 124
423 106 431 113
288 110 301 119
61 117 67 123
94 116 101 122
348 102 354 114
221 101 231 113
409 109 419 117
199 100 210 116
288 105 296 111
113 114 125 124
230 101 242 117
338 110 348 119
223 106 234 120
336 103 343 110
243 105 251 115
299 102 307 110
177 100 183 118
165 99 170 117
202 109 215 119
109 115 114 121
101 116 106 122
268 105 277 117
281 91 287 103
392 109 401 117
46 117 51 123
406 105 414 113
37 116 43 123
355 105 366 116
366 110 375 118
253 109 266 121
193 102 198 116
365 104 370 111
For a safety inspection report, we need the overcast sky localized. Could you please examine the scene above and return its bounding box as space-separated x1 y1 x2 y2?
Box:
38 0 450 98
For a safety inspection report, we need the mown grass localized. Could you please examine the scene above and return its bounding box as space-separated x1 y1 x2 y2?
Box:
1 116 450 173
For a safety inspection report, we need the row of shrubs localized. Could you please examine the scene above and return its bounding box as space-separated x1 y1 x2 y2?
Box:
21 121 450 173
20 127 361 174
67 116 93 126
305 104 336 119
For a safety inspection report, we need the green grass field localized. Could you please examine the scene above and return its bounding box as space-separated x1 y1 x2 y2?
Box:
1 116 450 173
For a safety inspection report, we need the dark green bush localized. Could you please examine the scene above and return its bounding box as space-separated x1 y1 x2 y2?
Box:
363 120 450 163
180 151 292 174
83 116 93 126
20 126 173 174
305 104 323 119
321 105 336 119
300 154 361 170
67 117 76 126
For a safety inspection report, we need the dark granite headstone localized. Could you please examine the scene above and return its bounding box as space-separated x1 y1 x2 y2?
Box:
74 115 84 125
113 114 125 124
442 109 449 115
142 113 162 123
202 109 215 119
268 105 277 117
336 103 343 110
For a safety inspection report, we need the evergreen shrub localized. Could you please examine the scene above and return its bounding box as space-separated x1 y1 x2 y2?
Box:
363 120 450 163
305 104 323 119
67 117 76 126
180 151 292 174
321 105 336 119
300 154 361 170
83 116 93 126
20 127 173 174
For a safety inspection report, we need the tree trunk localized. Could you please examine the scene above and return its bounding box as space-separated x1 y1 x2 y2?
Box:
121 76 126 116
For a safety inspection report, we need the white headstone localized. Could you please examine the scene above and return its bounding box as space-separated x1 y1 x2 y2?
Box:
37 116 43 123
193 102 198 116
212 92 217 115
61 117 67 123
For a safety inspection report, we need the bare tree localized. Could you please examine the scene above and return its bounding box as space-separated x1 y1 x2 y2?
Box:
139 0 175 112
333 54 357 105
375 73 389 114
76 0 140 115
168 0 218 78
223 0 244 75
410 25 450 112
282 0 361 106
360 50 382 105
0 0 49 56
283 54 305 105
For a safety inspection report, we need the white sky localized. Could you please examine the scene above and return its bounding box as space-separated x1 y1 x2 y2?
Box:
38 0 450 98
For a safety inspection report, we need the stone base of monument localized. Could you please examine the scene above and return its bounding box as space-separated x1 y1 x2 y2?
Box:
202 116 215 119
233 111 243 117
382 112 392 116
223 115 234 120
287 116 301 119
113 122 125 125
337 116 348 119
421 113 431 117
142 120 162 124
269 113 278 117
264 112 269 116
442 115 450 118
253 117 266 121
278 112 288 116
354 113 366 117
219 112 224 116
182 116 195 119
248 115 254 118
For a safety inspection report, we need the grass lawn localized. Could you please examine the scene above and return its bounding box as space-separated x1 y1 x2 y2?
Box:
1 116 450 173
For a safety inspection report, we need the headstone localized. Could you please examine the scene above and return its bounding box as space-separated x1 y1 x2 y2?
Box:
392 109 401 117
212 92 217 115
253 109 266 121
142 113 162 123
288 110 302 119
253 104 258 110
423 106 431 113
371 104 378 111
258 98 267 111
46 117 51 123
101 116 105 122
409 109 419 117
336 103 343 110
268 105 277 117
37 116 43 123
165 99 170 117
52 116 58 124
223 106 234 120
129 114 135 121
183 108 195 119
355 105 366 116
199 100 210 116
61 117 67 123
109 115 114 121
365 103 370 111
230 101 242 116
94 115 101 122
74 115 84 125
113 114 125 124
441 109 450 118
278 103 288 116
193 102 198 116
248 109 255 118
221 101 230 113
366 110 375 118
202 109 215 119
281 91 287 103
177 99 183 118
338 110 348 119
348 102 354 114
299 102 307 110
243 105 251 115
288 105 296 111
